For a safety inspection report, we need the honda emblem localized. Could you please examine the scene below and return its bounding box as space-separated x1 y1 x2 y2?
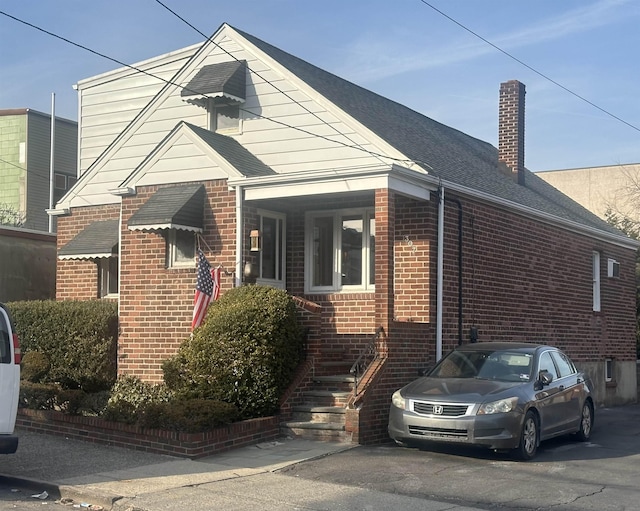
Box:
433 405 444 415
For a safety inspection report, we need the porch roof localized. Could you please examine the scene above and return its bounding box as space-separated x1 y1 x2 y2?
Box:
58 219 119 260
181 60 246 103
128 184 205 232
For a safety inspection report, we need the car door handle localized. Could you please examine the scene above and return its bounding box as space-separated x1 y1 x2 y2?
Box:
558 385 565 391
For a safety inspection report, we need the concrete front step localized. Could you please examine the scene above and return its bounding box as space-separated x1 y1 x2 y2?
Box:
313 374 355 384
304 390 351 406
292 405 346 423
281 421 352 442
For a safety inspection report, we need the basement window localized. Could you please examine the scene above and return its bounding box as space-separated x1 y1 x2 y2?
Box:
605 358 614 383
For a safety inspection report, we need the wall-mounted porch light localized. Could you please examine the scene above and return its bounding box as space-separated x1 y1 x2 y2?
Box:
250 229 261 251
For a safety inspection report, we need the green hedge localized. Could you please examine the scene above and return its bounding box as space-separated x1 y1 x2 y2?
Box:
163 285 304 419
7 300 118 392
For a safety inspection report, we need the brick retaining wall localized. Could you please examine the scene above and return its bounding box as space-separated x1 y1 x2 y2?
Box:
16 409 281 459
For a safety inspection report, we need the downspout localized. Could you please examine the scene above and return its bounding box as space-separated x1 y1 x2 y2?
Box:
436 186 464 361
446 196 463 346
235 185 243 288
436 186 444 361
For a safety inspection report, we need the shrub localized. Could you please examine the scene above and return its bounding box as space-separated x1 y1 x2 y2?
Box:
19 381 60 410
55 389 87 415
163 285 304 419
137 399 239 432
102 375 172 424
20 351 51 383
8 300 118 392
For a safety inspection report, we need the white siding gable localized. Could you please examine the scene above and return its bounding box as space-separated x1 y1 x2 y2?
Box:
76 44 200 174
119 124 244 191
61 24 412 210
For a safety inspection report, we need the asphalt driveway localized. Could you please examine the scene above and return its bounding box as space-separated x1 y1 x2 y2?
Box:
281 404 640 511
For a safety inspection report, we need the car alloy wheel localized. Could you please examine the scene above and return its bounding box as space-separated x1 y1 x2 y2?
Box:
575 401 593 441
516 410 539 460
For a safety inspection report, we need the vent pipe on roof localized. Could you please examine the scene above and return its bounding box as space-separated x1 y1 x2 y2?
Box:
498 80 526 186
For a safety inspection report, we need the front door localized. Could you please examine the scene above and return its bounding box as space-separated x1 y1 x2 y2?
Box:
256 210 286 288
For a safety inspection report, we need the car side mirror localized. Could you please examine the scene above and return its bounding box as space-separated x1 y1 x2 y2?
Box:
418 366 432 377
538 370 553 386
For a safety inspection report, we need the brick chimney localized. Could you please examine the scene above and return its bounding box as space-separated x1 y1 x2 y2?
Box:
498 80 525 185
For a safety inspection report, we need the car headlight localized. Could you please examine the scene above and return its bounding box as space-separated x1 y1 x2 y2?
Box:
391 390 406 409
477 396 518 415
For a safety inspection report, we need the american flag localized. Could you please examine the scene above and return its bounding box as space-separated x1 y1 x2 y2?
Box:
191 250 220 330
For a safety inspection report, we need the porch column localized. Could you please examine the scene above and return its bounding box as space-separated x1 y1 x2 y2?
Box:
375 188 394 353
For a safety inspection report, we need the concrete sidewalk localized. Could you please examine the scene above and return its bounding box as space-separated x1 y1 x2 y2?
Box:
0 430 354 509
0 430 490 511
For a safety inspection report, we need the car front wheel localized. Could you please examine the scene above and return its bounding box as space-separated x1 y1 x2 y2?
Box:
515 410 539 460
575 401 594 442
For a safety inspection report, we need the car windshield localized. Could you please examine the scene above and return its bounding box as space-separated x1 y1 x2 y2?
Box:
429 348 533 382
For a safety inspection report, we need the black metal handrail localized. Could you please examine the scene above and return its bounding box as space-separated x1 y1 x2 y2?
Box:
350 326 384 396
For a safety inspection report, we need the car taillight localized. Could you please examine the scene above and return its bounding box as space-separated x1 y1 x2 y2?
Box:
12 333 20 365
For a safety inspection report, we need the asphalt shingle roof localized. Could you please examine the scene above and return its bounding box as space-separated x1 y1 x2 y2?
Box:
236 27 622 237
128 183 205 231
181 60 247 101
59 219 119 259
184 122 276 178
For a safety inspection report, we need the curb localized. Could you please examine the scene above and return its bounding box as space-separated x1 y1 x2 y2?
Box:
0 473 121 510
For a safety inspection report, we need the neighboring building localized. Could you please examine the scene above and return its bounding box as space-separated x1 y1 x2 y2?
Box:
537 164 640 224
0 226 56 302
0 109 77 232
50 24 638 444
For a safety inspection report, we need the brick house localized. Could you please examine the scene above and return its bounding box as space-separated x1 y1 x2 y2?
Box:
50 24 638 444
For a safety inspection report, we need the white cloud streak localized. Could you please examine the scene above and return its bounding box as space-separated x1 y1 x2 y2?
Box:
339 0 638 83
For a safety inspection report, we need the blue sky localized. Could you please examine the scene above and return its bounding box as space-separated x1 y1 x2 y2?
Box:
1 0 639 171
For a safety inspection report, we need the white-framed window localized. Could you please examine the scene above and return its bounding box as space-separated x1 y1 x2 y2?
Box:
166 230 196 268
592 251 601 312
305 208 375 293
210 103 241 134
98 257 118 298
607 258 620 278
256 210 286 288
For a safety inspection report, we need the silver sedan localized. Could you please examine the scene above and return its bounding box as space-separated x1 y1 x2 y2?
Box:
388 342 594 460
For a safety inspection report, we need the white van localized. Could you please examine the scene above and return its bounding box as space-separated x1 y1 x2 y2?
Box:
0 303 20 454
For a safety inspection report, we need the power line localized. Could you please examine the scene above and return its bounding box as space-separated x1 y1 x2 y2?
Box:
418 0 640 134
151 0 394 168
0 156 54 186
0 9 425 171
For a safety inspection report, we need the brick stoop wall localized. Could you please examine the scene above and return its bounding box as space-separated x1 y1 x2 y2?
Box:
16 409 281 459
